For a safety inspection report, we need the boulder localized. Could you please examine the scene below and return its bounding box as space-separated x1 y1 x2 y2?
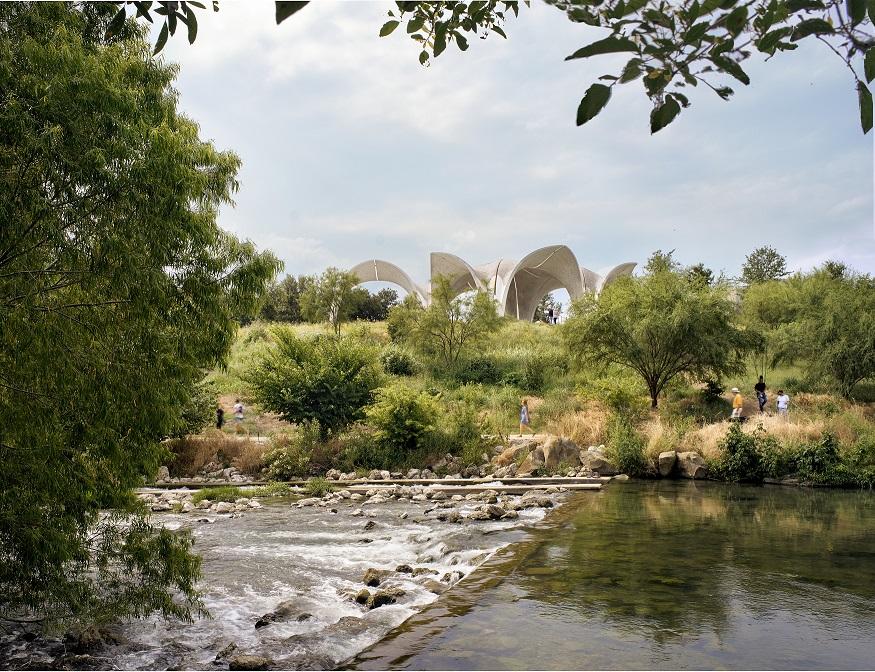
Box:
406 469 421 479
485 504 506 520
658 451 678 477
214 501 234 514
326 469 341 480
436 510 461 523
367 588 403 609
517 447 545 477
354 589 370 605
214 643 238 663
254 600 308 629
156 465 170 482
541 436 581 471
362 567 389 587
422 579 446 594
677 451 708 479
492 442 535 467
578 448 619 476
228 655 273 671
395 564 414 573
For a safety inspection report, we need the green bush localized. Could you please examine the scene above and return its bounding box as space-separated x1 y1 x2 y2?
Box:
338 424 383 470
263 423 322 480
713 422 765 482
455 355 502 385
792 432 856 486
192 486 245 504
365 384 440 466
429 401 491 466
247 329 382 438
583 376 649 422
380 345 417 376
304 477 333 497
607 417 647 477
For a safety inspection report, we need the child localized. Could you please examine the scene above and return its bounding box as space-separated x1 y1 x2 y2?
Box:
731 387 743 420
776 390 790 418
233 398 244 423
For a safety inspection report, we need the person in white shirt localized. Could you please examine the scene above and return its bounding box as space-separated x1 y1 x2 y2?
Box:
776 390 790 417
233 398 244 422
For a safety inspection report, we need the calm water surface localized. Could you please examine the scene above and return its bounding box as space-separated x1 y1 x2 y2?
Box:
353 481 875 670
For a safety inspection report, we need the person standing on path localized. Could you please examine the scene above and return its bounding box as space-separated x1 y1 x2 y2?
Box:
233 398 244 423
216 405 224 430
547 307 554 325
731 387 744 420
754 375 767 414
519 399 534 434
776 390 790 418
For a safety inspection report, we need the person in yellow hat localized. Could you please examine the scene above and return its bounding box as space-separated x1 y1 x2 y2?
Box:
730 387 743 420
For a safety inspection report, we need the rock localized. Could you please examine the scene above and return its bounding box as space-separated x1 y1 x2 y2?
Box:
350 508 364 517
501 509 519 519
249 500 263 509
406 468 421 479
366 495 388 505
412 566 438 576
326 469 341 480
363 519 377 531
677 451 708 479
422 579 446 594
362 567 389 587
213 501 232 514
492 442 534 467
156 465 170 482
658 450 678 477
254 600 304 629
485 504 506 519
505 463 518 477
349 493 364 502
517 447 546 477
541 436 581 471
151 501 171 512
354 589 370 604
430 491 448 501
421 469 436 479
197 499 212 509
467 510 492 521
437 510 461 523
399 511 409 520
228 655 273 670
441 570 465 584
367 588 404 609
214 642 238 663
613 474 630 481
368 470 384 480
395 564 414 573
296 497 320 507
579 447 619 476
337 490 352 499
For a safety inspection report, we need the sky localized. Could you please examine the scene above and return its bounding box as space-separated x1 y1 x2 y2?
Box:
160 1 875 288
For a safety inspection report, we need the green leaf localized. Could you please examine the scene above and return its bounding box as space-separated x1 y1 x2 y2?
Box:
715 86 734 100
380 20 400 36
492 25 507 38
790 18 835 41
650 97 681 133
866 49 875 83
786 0 825 10
407 16 424 33
858 80 873 133
565 35 638 61
619 58 643 83
455 32 469 51
711 56 750 85
757 27 794 53
105 6 127 39
684 22 710 43
848 0 867 24
725 6 748 36
184 6 198 44
576 83 612 126
153 22 169 54
419 50 429 65
671 91 691 108
275 1 309 25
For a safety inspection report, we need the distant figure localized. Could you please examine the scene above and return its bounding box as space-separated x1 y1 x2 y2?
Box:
233 398 244 423
754 375 767 414
547 307 554 325
553 306 560 325
519 399 534 434
776 389 790 417
216 406 224 430
731 387 743 420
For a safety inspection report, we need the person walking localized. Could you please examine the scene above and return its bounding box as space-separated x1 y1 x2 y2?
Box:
519 399 534 434
216 405 225 430
233 398 244 423
754 375 767 414
547 307 554 325
730 387 744 420
776 389 790 418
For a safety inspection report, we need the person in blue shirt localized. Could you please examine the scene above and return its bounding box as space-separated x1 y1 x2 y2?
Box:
519 399 534 434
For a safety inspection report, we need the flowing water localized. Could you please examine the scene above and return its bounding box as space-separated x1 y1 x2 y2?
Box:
352 481 875 670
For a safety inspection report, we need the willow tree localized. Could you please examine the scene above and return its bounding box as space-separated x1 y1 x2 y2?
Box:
0 3 280 626
564 268 759 408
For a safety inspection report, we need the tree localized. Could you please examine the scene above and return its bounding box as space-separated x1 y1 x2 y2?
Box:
821 259 848 279
364 383 440 465
564 269 759 408
389 276 501 371
300 267 359 334
645 249 681 275
0 3 280 626
686 262 714 287
349 287 399 321
742 246 789 284
246 329 382 438
101 1 875 134
258 274 312 323
534 292 563 322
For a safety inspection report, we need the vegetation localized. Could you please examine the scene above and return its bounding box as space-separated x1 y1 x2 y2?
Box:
300 267 360 335
742 246 790 285
365 384 441 466
303 477 333 497
565 253 759 408
246 328 382 438
191 486 246 505
0 3 279 627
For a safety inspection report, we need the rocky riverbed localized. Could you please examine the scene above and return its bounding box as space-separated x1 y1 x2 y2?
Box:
0 485 572 671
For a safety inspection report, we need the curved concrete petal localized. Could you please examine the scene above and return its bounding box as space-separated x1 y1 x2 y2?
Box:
349 259 428 305
596 262 637 294
500 245 584 320
430 252 487 297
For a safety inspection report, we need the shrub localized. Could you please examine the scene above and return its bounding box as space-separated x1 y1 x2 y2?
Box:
304 477 333 497
247 329 382 438
791 432 856 485
455 355 502 385
338 423 383 470
701 379 724 403
192 486 245 504
263 423 322 480
503 356 548 394
607 417 647 477
430 401 491 466
713 422 765 482
381 345 417 376
582 376 649 422
365 384 440 466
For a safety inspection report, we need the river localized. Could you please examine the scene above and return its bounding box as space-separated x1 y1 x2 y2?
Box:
353 481 875 670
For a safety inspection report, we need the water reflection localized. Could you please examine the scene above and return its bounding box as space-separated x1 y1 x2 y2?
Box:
352 482 875 670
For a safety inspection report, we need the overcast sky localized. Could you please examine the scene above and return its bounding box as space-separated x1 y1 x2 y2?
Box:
161 1 874 286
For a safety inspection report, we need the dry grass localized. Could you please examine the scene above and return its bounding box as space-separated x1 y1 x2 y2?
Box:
167 431 268 477
546 400 610 447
